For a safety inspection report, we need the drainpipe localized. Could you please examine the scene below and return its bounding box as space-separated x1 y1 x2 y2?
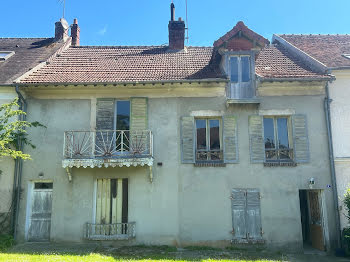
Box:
324 81 341 248
11 85 27 241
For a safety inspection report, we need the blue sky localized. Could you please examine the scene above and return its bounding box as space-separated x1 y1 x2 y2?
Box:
1 0 349 46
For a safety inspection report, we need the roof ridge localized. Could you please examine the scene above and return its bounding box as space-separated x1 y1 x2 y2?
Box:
278 34 350 36
0 37 52 39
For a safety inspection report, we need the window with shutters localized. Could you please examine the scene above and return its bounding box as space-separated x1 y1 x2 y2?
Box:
263 116 293 162
231 189 263 242
195 118 223 162
85 178 136 240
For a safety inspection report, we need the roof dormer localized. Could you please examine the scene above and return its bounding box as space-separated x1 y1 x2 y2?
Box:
214 21 269 104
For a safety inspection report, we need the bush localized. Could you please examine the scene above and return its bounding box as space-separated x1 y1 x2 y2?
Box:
0 234 14 251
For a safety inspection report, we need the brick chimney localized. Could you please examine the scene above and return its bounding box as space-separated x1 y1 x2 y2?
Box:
168 3 185 50
71 18 80 46
55 18 69 42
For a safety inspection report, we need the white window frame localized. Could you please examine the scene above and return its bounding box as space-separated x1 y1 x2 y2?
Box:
229 55 251 84
195 118 223 162
263 116 293 162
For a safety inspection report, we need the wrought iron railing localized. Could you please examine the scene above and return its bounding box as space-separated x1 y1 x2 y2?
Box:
196 150 223 162
84 222 136 240
63 130 153 159
265 148 294 162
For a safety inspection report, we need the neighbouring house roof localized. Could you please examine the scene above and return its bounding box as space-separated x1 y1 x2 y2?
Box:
255 42 329 80
20 46 226 84
277 34 350 69
0 38 67 85
213 21 270 48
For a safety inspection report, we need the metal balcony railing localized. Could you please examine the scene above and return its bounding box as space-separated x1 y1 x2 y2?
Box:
84 222 136 240
63 130 153 159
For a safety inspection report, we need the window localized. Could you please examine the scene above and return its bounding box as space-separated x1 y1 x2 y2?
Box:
0 51 14 61
95 178 128 225
115 101 130 153
228 55 255 99
263 117 293 162
195 118 222 162
229 56 251 83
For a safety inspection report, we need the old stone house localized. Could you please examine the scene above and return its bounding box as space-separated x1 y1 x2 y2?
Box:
1 4 340 252
273 34 350 231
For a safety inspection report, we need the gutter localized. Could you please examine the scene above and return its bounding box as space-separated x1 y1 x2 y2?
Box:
258 76 333 82
11 85 27 241
324 82 342 248
15 78 229 87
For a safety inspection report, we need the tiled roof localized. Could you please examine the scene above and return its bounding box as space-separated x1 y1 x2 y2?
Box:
20 46 225 84
255 42 329 79
278 34 350 68
19 42 328 84
214 21 269 48
0 38 66 84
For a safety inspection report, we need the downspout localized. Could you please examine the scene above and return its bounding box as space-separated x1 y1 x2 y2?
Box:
11 85 27 240
324 81 341 248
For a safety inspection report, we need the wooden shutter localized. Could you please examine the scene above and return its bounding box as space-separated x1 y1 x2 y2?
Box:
96 98 115 130
231 189 247 239
131 98 148 130
249 115 265 163
246 189 262 240
180 116 195 163
292 114 310 163
223 115 238 163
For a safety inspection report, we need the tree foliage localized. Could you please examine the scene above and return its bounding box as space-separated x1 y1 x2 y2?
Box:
0 98 44 160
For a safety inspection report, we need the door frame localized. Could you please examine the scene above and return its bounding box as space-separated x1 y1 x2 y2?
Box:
25 180 53 241
299 189 330 251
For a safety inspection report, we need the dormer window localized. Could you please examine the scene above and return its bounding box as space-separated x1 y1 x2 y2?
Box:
227 54 255 100
0 51 15 61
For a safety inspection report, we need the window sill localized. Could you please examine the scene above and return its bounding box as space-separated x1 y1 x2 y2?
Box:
264 161 297 167
194 162 226 167
231 238 266 244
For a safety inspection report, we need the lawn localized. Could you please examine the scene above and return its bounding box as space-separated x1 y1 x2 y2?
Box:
0 244 287 262
0 244 344 262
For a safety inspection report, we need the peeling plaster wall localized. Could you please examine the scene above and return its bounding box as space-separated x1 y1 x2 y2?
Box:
16 90 336 251
329 70 350 229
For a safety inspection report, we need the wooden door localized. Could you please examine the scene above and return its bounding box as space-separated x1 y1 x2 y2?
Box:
308 191 325 251
28 183 53 242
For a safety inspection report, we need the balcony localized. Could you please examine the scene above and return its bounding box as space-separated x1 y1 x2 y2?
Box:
226 83 259 104
62 130 153 169
84 222 136 241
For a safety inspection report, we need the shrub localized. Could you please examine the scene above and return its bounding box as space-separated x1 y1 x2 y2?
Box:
0 234 14 251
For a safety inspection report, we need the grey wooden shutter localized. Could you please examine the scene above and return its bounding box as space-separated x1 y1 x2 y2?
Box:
223 115 238 163
231 189 247 239
180 116 195 163
246 189 262 240
131 98 148 130
96 98 115 130
95 99 115 156
248 115 265 163
292 114 310 163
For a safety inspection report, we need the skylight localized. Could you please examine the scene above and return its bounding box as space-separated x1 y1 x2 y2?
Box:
342 54 350 60
0 51 15 61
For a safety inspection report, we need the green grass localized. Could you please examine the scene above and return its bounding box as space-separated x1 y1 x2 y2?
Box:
0 244 286 262
0 253 283 262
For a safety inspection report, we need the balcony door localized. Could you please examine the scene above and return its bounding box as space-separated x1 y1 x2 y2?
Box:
115 101 130 154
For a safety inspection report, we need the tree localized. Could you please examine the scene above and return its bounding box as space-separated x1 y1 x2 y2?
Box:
0 98 44 162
